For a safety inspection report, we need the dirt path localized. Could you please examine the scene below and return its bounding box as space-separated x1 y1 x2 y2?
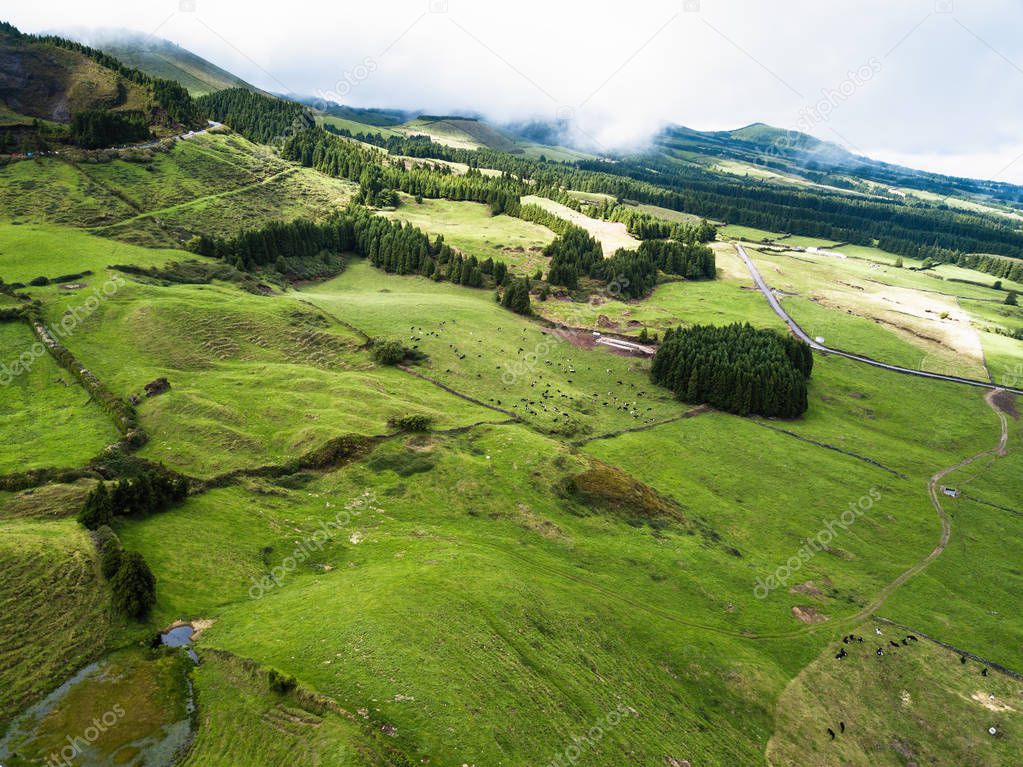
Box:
87 168 297 231
841 389 1009 625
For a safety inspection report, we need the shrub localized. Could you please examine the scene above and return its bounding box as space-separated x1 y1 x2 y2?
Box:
371 340 409 365
299 434 368 469
267 668 297 694
106 470 189 519
78 482 113 529
93 524 124 579
388 414 434 432
110 551 156 618
100 541 124 580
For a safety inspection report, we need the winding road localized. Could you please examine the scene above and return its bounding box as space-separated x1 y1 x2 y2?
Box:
736 243 1023 396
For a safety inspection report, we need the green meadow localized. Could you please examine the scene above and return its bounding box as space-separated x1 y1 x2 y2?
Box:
2 90 1023 767
380 195 555 273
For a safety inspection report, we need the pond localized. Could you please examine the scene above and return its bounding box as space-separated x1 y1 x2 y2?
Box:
0 644 195 767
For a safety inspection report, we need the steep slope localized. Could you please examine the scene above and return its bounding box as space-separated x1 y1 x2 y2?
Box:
86 31 258 96
0 23 154 123
0 21 202 150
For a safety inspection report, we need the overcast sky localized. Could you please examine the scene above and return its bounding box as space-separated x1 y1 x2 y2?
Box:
9 0 1023 182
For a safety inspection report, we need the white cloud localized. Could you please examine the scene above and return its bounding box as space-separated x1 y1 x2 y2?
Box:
6 0 1022 181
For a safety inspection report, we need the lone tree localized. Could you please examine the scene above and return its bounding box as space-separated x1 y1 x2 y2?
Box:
1006 290 1018 306
110 552 157 618
371 340 408 365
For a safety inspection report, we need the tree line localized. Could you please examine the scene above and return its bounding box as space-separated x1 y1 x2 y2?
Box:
317 116 1023 267
70 109 151 149
542 226 716 298
282 126 525 215
78 469 189 529
196 87 312 144
651 323 813 418
192 84 1023 272
77 469 189 619
189 205 512 288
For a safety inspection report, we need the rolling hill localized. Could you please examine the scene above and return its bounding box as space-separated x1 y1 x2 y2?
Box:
83 31 258 96
0 21 202 149
1 22 1022 767
0 23 155 124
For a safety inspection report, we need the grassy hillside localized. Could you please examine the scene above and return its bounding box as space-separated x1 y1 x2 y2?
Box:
0 131 358 247
2 48 1023 766
92 33 257 96
0 29 154 123
397 116 521 152
0 517 110 723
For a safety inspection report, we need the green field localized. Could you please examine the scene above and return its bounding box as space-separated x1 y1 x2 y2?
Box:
36 275 500 477
0 132 358 249
0 322 120 472
4 49 1023 766
534 242 784 333
380 195 555 273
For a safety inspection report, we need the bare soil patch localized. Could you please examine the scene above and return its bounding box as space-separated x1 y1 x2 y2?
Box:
791 605 829 624
987 389 1019 419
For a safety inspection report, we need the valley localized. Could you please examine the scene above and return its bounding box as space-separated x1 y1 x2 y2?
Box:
1 16 1022 767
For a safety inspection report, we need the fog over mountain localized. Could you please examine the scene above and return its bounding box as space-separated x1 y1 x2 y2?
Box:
9 0 1023 181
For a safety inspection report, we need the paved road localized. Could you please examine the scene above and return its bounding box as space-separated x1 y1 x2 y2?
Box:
736 243 1023 395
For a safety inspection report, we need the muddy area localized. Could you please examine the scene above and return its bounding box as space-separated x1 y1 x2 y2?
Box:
988 388 1019 419
543 327 654 358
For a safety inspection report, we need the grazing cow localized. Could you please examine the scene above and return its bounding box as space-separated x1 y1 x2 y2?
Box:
961 656 967 664
907 635 917 642
890 641 900 649
835 649 847 660
839 722 845 733
827 728 836 740
982 668 989 677
876 648 884 657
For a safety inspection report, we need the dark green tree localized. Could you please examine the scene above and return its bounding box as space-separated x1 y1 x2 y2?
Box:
110 552 157 618
78 483 113 530
501 279 532 315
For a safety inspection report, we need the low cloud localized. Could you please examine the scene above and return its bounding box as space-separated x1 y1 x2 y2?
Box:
10 0 1023 180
